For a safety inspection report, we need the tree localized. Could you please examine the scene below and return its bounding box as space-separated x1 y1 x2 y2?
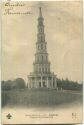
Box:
1 80 13 91
57 77 83 91
14 78 26 89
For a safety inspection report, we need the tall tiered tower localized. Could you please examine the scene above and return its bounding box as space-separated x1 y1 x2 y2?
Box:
28 7 57 88
34 7 50 74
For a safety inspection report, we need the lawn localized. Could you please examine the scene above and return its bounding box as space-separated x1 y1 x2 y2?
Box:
2 88 82 108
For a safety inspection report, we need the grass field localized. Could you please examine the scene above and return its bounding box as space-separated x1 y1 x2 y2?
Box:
2 88 82 108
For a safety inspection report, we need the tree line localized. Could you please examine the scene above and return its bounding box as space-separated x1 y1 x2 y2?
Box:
57 78 82 91
1 77 83 91
1 78 26 91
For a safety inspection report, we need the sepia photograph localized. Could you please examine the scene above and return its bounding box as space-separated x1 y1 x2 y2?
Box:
1 1 83 124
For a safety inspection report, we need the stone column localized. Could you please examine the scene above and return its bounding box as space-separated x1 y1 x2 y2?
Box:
55 77 57 88
30 78 32 88
41 76 43 87
47 77 49 88
34 77 36 88
27 78 29 88
52 76 53 88
29 78 31 88
31 78 33 88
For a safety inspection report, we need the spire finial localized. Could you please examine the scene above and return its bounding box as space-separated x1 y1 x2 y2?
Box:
39 6 42 17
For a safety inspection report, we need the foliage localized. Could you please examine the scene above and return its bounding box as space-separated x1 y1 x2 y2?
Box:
1 78 26 91
57 78 82 91
1 77 82 91
1 80 12 91
13 78 26 89
1 91 10 107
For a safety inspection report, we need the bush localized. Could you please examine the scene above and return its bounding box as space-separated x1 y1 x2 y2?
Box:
57 78 82 91
1 80 12 91
1 78 26 91
13 78 26 89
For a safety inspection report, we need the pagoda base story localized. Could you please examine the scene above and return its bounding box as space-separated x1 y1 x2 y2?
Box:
28 73 57 89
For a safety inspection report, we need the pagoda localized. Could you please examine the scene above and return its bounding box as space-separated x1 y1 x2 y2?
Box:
28 7 57 89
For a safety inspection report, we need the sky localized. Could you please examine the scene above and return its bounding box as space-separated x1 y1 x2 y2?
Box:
2 1 83 83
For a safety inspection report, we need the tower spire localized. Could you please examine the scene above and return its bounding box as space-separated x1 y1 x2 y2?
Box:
39 7 42 17
37 7 45 43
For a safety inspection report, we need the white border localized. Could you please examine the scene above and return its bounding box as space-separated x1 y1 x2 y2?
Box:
2 0 83 1
0 0 2 124
83 0 84 124
0 0 83 125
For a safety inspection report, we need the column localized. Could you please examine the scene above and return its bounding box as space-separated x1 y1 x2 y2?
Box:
41 76 43 87
34 77 36 88
31 78 33 88
29 78 31 88
52 76 53 88
27 78 29 88
30 78 32 88
47 77 49 88
54 77 57 88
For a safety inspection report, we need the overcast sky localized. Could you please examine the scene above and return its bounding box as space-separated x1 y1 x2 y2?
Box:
2 1 83 83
